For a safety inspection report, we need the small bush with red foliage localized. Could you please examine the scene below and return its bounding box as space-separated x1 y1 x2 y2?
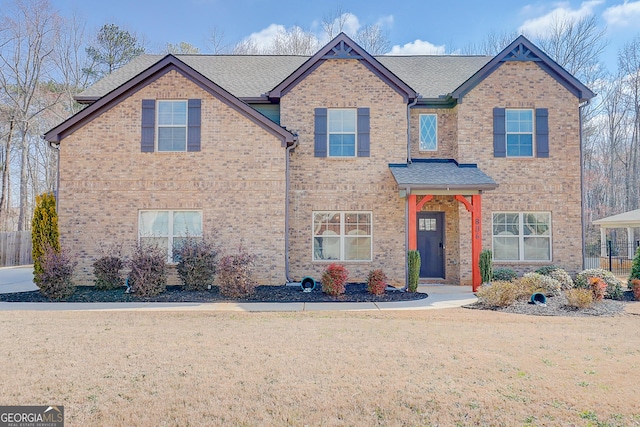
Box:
367 269 387 295
632 279 640 301
35 244 76 300
321 263 348 296
589 277 607 302
217 247 256 298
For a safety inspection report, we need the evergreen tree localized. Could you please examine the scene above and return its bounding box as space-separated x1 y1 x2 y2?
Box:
32 193 59 282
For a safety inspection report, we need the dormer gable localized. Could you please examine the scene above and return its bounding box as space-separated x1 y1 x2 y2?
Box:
268 33 418 102
451 35 596 103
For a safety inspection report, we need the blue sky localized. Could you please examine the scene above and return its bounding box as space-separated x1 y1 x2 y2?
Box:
53 0 640 72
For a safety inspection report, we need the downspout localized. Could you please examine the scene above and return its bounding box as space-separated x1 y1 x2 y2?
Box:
284 136 299 283
579 100 589 269
48 137 61 214
403 186 411 291
406 96 419 163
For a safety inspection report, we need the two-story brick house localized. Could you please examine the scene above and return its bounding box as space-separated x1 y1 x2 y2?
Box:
44 33 594 290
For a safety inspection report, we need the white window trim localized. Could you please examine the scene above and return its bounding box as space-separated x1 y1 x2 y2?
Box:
312 211 372 262
492 211 552 262
156 100 188 152
327 108 357 158
419 114 438 152
138 210 203 263
505 108 535 158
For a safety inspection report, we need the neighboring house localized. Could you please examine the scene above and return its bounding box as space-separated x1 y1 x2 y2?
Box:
44 33 594 290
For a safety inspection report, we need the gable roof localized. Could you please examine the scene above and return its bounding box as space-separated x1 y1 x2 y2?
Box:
267 33 418 102
451 35 596 103
44 55 297 146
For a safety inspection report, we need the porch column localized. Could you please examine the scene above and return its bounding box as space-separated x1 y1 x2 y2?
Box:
455 194 482 292
628 227 634 259
408 195 417 250
600 227 607 257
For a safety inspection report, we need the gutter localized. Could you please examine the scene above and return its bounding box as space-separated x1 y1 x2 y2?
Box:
284 136 299 283
404 186 410 291
47 137 61 213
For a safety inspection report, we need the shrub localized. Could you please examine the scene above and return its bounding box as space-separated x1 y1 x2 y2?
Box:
174 236 218 291
32 193 60 284
217 247 256 298
590 277 607 302
321 263 348 296
407 250 421 293
476 281 519 307
93 254 125 290
631 279 640 301
35 244 76 300
367 269 387 295
575 268 624 300
547 268 574 290
479 249 492 284
629 247 640 287
566 288 594 309
128 243 167 297
535 265 560 276
519 272 562 296
493 268 517 282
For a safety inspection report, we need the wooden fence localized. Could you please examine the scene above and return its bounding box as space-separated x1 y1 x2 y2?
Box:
0 232 32 267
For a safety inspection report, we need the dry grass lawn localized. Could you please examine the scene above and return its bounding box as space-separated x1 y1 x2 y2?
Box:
1 306 639 426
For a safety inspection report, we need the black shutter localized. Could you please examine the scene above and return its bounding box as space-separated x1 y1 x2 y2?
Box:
187 99 201 152
141 100 155 152
536 108 549 158
314 108 327 157
493 107 506 157
357 107 370 157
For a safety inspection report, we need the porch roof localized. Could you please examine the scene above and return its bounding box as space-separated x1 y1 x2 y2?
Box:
389 159 498 194
592 209 640 228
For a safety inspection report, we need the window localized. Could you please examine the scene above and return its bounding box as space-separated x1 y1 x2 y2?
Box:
141 99 201 153
506 109 533 157
139 210 202 262
419 114 437 151
314 108 369 157
328 109 356 157
157 100 187 152
313 211 372 261
492 212 551 261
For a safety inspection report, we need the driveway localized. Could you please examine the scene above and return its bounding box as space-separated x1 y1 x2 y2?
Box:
0 266 38 293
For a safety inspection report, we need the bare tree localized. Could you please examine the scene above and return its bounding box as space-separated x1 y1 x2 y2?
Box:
165 42 200 54
322 6 350 40
459 30 519 55
536 15 607 86
354 24 389 55
232 38 262 55
617 36 640 210
0 0 62 231
206 25 231 54
271 26 318 55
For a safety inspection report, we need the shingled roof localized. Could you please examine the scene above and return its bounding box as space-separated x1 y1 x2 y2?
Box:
76 54 492 103
389 159 498 192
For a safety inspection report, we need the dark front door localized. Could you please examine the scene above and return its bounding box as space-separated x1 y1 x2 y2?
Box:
417 212 445 278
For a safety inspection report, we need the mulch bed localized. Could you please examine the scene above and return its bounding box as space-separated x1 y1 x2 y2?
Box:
465 290 636 317
0 283 428 303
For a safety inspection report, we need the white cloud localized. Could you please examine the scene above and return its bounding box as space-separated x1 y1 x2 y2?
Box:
603 0 640 27
518 0 603 36
388 39 446 55
244 23 286 50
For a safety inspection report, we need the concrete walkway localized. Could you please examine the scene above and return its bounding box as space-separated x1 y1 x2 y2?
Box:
0 266 477 312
